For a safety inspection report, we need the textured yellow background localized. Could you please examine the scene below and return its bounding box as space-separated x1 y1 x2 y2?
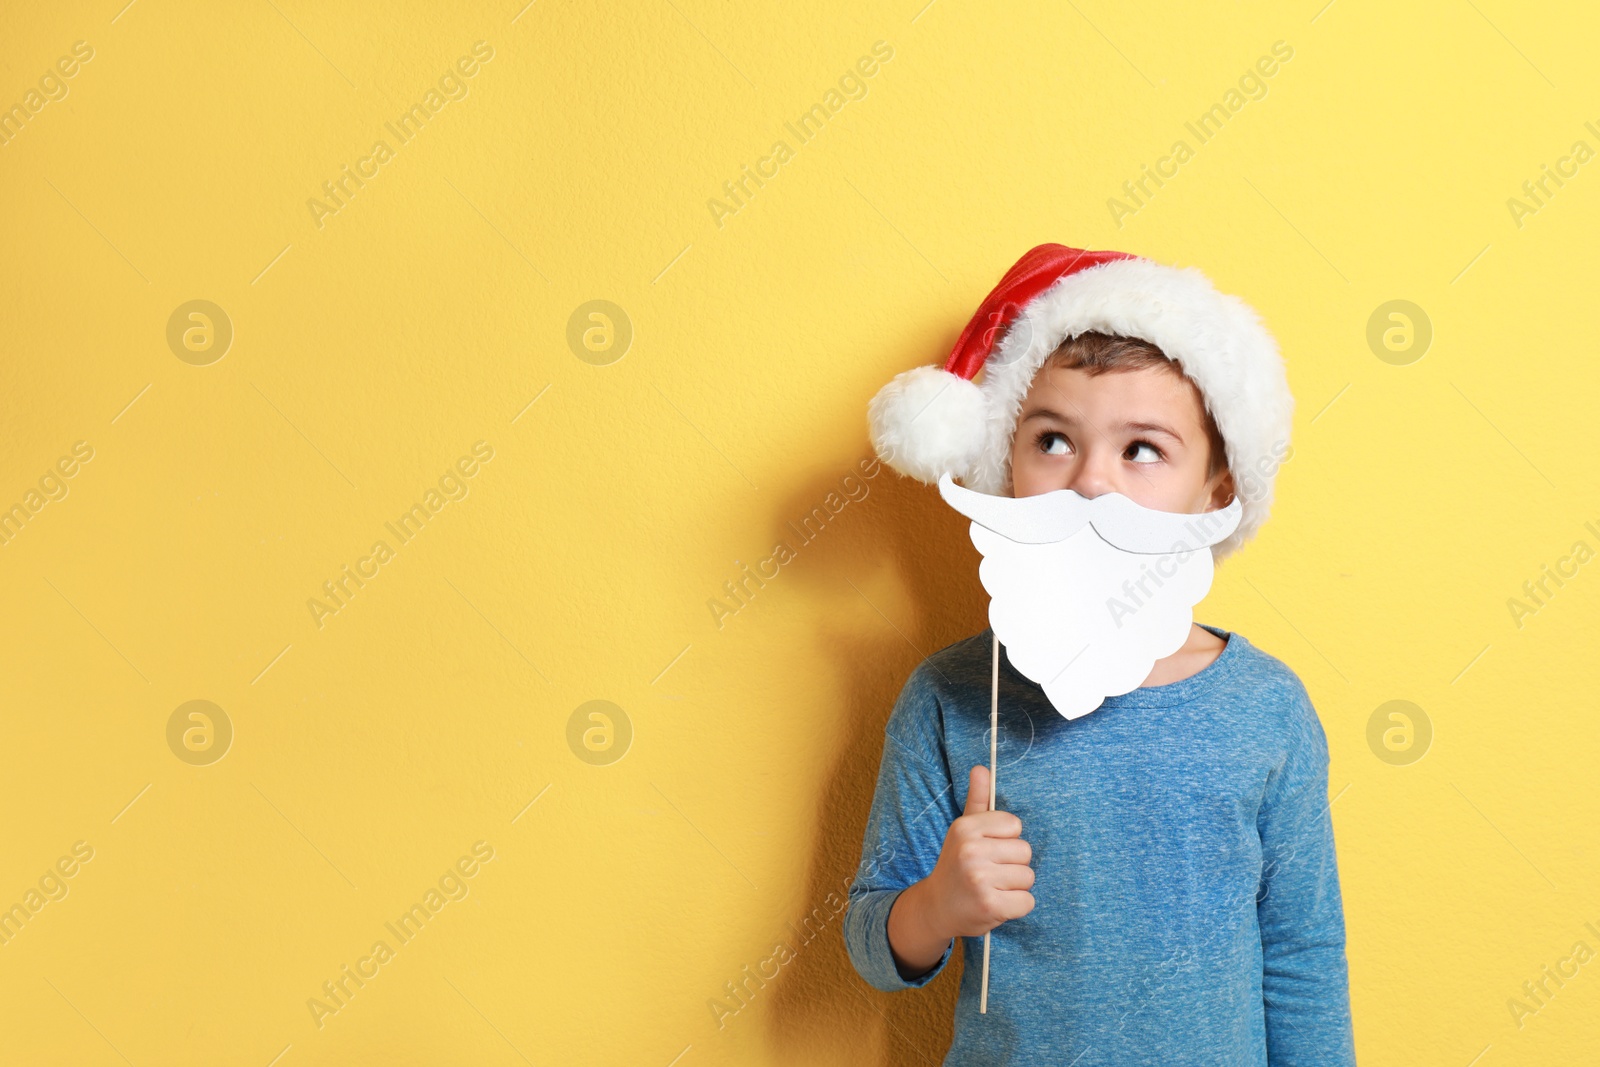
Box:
1 0 1597 1064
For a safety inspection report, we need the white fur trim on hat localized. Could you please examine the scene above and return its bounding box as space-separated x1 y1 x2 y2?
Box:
869 256 1293 562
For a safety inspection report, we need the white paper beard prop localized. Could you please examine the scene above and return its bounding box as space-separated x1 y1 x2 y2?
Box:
938 473 1243 720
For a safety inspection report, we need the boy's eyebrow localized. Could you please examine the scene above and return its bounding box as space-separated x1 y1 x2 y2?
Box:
1019 407 1186 442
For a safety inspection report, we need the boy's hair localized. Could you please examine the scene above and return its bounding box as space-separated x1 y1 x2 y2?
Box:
1041 331 1228 482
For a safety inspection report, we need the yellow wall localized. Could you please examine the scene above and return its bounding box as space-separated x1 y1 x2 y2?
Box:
2 1 1597 1063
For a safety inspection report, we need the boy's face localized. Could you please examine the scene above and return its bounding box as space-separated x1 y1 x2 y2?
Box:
1008 363 1235 514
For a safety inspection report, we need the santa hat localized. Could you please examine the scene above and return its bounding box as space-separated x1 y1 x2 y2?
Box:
867 243 1293 561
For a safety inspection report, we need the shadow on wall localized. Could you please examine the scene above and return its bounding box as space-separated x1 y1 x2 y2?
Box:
758 445 988 1065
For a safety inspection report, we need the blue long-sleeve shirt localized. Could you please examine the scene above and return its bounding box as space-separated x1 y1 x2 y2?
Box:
843 624 1355 1065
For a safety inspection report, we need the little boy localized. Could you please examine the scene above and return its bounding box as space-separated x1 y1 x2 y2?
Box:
846 244 1355 1064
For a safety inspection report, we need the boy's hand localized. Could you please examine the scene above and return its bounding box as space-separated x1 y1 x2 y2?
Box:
927 764 1036 937
885 764 1036 979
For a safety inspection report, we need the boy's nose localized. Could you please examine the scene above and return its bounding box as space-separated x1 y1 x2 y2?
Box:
1066 451 1116 499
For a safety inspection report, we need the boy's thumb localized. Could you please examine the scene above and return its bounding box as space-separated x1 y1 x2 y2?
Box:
963 765 990 816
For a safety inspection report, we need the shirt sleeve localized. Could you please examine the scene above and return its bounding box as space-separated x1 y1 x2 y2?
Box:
1256 684 1357 1065
842 663 964 993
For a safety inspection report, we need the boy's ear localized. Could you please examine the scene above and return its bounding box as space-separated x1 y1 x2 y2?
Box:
1208 469 1237 511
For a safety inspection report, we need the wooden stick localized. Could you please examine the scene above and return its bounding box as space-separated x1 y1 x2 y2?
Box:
980 630 999 1014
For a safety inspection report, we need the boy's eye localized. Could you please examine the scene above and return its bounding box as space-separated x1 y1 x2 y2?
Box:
1037 431 1070 456
1127 441 1163 464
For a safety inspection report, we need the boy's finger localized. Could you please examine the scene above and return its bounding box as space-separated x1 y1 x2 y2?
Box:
990 862 1036 892
986 838 1032 866
994 889 1036 922
963 765 990 816
968 810 1023 839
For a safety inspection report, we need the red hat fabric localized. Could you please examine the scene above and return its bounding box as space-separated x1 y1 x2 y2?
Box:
942 244 1136 380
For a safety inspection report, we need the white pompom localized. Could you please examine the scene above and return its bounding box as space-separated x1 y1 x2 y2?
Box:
867 365 990 485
